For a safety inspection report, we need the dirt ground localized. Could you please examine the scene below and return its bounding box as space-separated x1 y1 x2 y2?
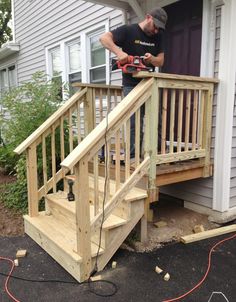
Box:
0 171 217 250
0 172 24 237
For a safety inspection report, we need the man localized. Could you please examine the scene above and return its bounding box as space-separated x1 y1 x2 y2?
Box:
100 7 168 158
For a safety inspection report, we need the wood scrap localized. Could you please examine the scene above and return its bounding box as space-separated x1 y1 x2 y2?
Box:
14 259 19 267
90 275 102 281
112 261 117 269
164 273 170 281
193 224 205 233
154 221 167 228
155 265 163 274
181 224 236 244
16 249 27 258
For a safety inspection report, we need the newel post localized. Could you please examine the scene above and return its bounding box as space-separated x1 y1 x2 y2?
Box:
74 155 92 281
145 78 159 221
202 83 214 177
26 143 39 217
84 87 95 136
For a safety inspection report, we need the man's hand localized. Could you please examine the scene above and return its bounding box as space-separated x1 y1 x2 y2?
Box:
117 51 129 65
143 53 153 65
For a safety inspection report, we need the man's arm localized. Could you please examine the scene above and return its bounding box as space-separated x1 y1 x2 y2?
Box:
100 32 129 64
143 52 164 67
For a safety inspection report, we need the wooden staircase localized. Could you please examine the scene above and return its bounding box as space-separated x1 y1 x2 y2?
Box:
14 74 218 282
24 177 147 281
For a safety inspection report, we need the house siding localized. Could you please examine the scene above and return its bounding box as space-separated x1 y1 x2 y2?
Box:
161 4 222 209
13 0 123 84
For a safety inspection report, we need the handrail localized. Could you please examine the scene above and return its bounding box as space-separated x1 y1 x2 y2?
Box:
14 88 87 155
135 71 219 83
61 78 154 170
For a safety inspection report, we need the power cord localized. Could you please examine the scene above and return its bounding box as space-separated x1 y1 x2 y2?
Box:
88 88 118 297
162 232 236 302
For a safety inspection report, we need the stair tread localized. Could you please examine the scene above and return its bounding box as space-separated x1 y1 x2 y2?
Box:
66 174 148 201
47 192 128 229
24 212 104 261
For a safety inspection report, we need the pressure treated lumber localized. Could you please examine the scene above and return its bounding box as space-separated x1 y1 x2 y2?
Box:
180 224 236 244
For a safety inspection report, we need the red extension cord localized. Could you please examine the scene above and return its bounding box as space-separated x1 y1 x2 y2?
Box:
163 232 236 302
0 256 21 302
0 233 235 302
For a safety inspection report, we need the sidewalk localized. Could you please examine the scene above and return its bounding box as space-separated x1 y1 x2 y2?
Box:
0 233 235 302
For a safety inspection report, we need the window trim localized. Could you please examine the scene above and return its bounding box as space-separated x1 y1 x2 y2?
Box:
45 20 110 87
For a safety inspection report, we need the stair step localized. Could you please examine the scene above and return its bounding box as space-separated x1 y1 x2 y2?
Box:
65 174 148 202
46 191 128 230
24 212 104 262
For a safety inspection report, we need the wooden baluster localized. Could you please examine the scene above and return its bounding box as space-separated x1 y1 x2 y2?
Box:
51 125 56 193
125 119 131 179
198 90 205 149
74 156 91 281
77 101 81 144
114 89 118 107
99 88 103 122
94 153 99 216
60 117 66 189
177 89 184 153
68 108 73 153
161 88 168 154
26 143 39 217
115 129 121 191
185 90 191 151
135 108 141 166
169 89 176 153
192 90 198 150
105 140 110 202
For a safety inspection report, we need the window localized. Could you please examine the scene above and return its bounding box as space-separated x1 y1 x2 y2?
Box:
68 40 82 84
89 30 106 84
0 65 16 98
46 22 109 94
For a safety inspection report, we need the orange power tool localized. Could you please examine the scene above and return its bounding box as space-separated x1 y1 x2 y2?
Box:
112 55 154 73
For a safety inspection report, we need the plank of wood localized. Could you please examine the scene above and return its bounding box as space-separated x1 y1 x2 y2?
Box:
180 224 236 244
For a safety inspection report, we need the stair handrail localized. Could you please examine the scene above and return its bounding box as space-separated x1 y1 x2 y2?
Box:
61 78 154 170
14 88 88 155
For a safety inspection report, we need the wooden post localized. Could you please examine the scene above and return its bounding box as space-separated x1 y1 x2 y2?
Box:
26 143 39 217
145 79 159 221
84 87 95 136
74 155 92 281
202 84 214 176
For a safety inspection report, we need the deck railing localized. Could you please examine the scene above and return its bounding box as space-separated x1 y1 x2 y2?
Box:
14 72 218 280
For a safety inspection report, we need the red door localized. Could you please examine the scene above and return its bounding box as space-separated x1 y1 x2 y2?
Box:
162 0 203 76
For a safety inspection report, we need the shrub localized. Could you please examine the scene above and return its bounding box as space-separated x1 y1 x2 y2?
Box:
0 72 63 211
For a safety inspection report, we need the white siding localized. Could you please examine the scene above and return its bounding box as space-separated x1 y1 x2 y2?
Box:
13 0 124 84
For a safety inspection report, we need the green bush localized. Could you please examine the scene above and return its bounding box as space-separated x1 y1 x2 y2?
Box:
0 72 63 211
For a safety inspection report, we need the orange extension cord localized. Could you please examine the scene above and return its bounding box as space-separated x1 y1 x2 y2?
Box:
163 232 236 302
0 256 21 302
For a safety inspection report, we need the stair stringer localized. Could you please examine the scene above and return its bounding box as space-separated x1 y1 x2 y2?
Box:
95 198 145 271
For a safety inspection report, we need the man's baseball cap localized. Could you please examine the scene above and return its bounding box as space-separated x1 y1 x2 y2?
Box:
148 7 168 30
